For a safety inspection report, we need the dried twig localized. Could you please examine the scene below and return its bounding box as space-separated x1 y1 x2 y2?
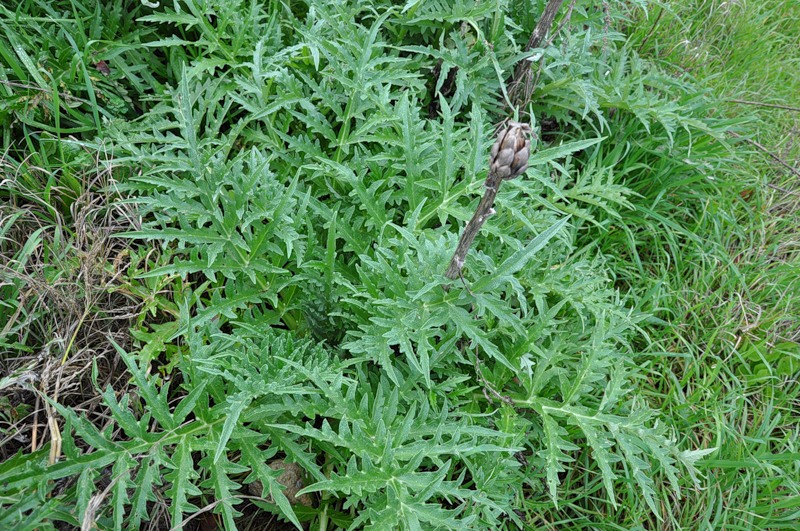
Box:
544 0 577 49
727 99 800 113
444 179 501 280
508 0 566 108
767 182 800 197
730 131 800 179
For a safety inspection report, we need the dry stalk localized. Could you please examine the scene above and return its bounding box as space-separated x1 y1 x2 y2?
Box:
544 0 577 49
729 131 800 179
508 0 566 109
444 180 502 281
727 99 800 113
445 121 532 282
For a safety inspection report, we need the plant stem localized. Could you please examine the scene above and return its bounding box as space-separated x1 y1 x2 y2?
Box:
727 99 800 112
318 503 328 531
508 0 565 107
729 131 800 179
444 172 503 280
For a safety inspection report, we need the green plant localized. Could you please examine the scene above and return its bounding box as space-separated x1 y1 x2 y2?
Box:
3 0 798 529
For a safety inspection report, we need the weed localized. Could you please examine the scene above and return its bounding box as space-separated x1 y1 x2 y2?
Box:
0 0 797 529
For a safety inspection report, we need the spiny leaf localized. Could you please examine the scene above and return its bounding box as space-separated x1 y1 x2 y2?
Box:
472 216 570 292
164 435 202 526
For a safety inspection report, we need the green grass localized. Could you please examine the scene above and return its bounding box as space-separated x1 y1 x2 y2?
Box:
620 1 800 529
0 0 798 529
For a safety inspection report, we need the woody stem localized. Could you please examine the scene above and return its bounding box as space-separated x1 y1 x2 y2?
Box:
445 172 503 281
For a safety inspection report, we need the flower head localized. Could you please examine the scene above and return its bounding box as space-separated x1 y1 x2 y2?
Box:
489 120 532 180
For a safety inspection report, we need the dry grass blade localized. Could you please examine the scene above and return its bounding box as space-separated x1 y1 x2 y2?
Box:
0 150 143 462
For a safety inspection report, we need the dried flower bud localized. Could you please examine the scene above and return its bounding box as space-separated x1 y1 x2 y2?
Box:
489 120 532 180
